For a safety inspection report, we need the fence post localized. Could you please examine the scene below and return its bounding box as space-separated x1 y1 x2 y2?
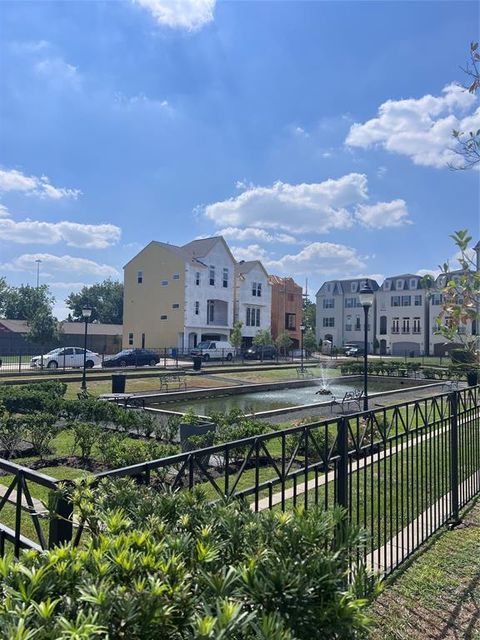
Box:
336 417 349 511
449 391 460 526
48 489 73 548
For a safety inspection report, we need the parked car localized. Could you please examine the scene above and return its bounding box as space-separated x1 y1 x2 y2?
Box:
102 348 160 367
30 347 101 369
344 345 363 357
190 341 235 362
244 345 277 360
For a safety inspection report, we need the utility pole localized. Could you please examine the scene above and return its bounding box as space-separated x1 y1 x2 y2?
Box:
35 259 41 288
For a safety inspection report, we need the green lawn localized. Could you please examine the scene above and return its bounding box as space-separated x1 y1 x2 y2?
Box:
369 499 480 639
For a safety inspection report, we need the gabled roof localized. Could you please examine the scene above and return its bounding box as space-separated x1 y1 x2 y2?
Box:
181 236 236 265
316 278 380 296
123 240 206 270
268 275 301 288
235 260 269 279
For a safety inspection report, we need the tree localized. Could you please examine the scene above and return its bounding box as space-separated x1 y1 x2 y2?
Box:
0 277 8 315
230 321 243 349
65 280 124 324
435 230 479 360
252 329 273 347
303 329 317 354
303 298 316 330
25 310 59 367
275 331 293 356
2 284 54 320
451 42 480 170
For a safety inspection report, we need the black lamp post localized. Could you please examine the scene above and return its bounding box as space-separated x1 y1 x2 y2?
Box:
81 306 92 391
359 283 374 411
300 323 305 372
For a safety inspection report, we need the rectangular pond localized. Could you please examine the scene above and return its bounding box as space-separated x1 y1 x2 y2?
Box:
148 377 424 417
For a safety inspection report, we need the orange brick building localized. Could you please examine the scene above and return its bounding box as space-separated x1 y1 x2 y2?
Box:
268 275 303 348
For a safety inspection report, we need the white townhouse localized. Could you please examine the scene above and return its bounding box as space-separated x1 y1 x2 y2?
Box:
315 278 379 352
375 274 429 356
234 260 272 347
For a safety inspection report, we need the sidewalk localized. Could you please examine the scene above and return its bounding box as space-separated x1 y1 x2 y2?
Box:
369 499 480 639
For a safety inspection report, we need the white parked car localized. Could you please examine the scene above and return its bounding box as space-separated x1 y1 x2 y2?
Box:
190 340 235 361
30 347 101 369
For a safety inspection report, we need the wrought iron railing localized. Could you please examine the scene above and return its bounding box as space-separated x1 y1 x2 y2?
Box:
1 386 479 576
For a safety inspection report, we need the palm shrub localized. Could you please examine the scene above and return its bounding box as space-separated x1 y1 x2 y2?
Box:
0 480 379 639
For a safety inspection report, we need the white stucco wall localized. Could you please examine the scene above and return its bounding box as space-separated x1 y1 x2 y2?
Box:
235 264 272 338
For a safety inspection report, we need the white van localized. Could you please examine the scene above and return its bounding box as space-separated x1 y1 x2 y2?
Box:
190 340 235 361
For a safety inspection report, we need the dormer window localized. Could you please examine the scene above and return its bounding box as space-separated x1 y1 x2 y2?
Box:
351 282 358 293
384 281 391 291
396 279 404 290
410 278 417 289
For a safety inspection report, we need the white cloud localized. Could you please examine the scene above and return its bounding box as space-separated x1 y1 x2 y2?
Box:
34 57 80 89
0 168 81 199
346 83 480 168
230 244 270 263
134 0 215 30
416 268 441 279
203 173 368 233
355 199 411 228
0 217 121 248
264 242 366 276
218 227 299 244
114 92 170 111
0 253 120 278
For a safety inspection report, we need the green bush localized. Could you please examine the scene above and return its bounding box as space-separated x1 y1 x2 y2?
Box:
0 387 61 414
70 421 102 460
97 432 178 468
24 413 59 459
0 481 378 639
0 407 25 458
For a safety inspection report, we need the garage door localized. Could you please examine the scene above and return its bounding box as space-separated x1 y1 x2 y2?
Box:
391 342 421 356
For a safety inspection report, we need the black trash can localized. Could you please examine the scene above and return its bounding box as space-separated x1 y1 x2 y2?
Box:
112 373 126 393
192 356 202 371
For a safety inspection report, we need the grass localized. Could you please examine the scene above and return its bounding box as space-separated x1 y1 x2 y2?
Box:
368 499 480 639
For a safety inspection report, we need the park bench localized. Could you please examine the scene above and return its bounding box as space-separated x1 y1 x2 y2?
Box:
330 388 365 413
296 367 314 379
159 371 187 392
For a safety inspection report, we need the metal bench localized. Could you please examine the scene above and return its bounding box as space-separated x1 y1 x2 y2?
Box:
159 371 187 392
296 367 314 379
330 388 365 413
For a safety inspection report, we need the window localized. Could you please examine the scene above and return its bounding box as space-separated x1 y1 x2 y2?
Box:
286 313 296 330
391 295 401 307
172 303 179 309
410 279 417 289
137 271 143 284
323 298 335 309
322 317 334 328
161 280 169 286
354 315 361 331
160 315 167 320
351 282 358 292
431 293 443 305
128 332 134 345
195 271 200 286
413 317 421 333
252 281 262 297
246 308 251 326
246 308 261 327
396 279 404 290
414 295 422 306
392 318 399 333
223 268 228 288
195 301 199 315
401 295 411 306
384 280 391 290
345 315 352 332
209 266 215 286
402 317 410 333
207 300 214 323
173 273 180 280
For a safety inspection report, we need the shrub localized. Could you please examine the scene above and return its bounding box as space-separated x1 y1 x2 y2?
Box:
24 413 59 458
154 414 182 443
70 421 102 460
0 481 378 639
0 387 61 414
0 408 25 458
97 433 178 468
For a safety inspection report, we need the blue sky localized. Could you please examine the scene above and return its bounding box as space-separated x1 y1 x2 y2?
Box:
0 0 478 319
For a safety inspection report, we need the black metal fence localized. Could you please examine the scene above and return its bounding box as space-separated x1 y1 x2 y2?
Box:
0 386 479 577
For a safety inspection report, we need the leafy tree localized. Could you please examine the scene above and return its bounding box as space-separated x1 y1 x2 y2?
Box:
303 298 316 330
303 328 317 354
230 320 243 349
451 42 480 170
435 229 479 359
65 279 123 324
252 329 273 346
2 284 54 320
0 276 8 315
25 310 59 366
275 331 293 356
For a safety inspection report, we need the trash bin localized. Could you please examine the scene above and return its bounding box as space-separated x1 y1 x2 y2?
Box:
192 356 202 371
172 348 178 358
111 373 126 393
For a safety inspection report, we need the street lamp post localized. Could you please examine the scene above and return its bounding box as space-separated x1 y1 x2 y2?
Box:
300 323 305 372
81 307 92 391
359 282 374 411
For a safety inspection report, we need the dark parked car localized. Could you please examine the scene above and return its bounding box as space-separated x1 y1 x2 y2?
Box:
102 348 160 368
244 345 277 360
